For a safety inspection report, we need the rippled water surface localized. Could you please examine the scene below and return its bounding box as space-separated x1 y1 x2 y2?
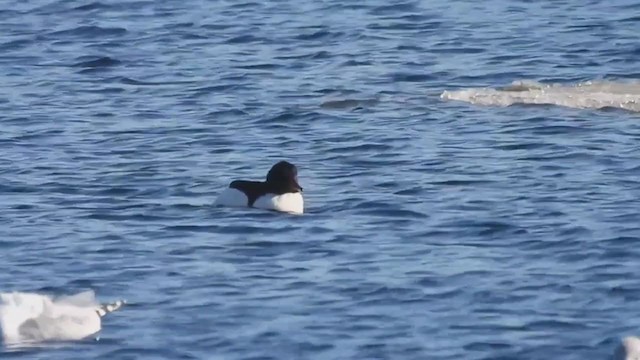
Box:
1 0 640 359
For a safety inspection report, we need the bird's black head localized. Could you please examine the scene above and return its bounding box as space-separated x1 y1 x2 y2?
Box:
266 161 302 192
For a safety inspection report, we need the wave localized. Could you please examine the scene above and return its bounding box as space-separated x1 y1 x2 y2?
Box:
0 291 124 347
441 80 640 112
72 56 121 69
320 98 379 110
48 26 127 38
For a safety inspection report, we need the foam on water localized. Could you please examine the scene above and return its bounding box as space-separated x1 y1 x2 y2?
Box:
0 291 118 347
613 336 640 360
441 80 640 112
2 0 640 358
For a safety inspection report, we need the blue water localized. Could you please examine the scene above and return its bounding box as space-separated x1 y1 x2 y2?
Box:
1 0 639 359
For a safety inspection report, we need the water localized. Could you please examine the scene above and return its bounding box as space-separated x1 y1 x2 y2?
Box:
1 0 639 359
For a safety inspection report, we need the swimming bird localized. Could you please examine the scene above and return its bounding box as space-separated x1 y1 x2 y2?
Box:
214 160 304 214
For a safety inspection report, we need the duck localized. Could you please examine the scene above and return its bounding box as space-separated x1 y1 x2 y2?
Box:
214 161 304 214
